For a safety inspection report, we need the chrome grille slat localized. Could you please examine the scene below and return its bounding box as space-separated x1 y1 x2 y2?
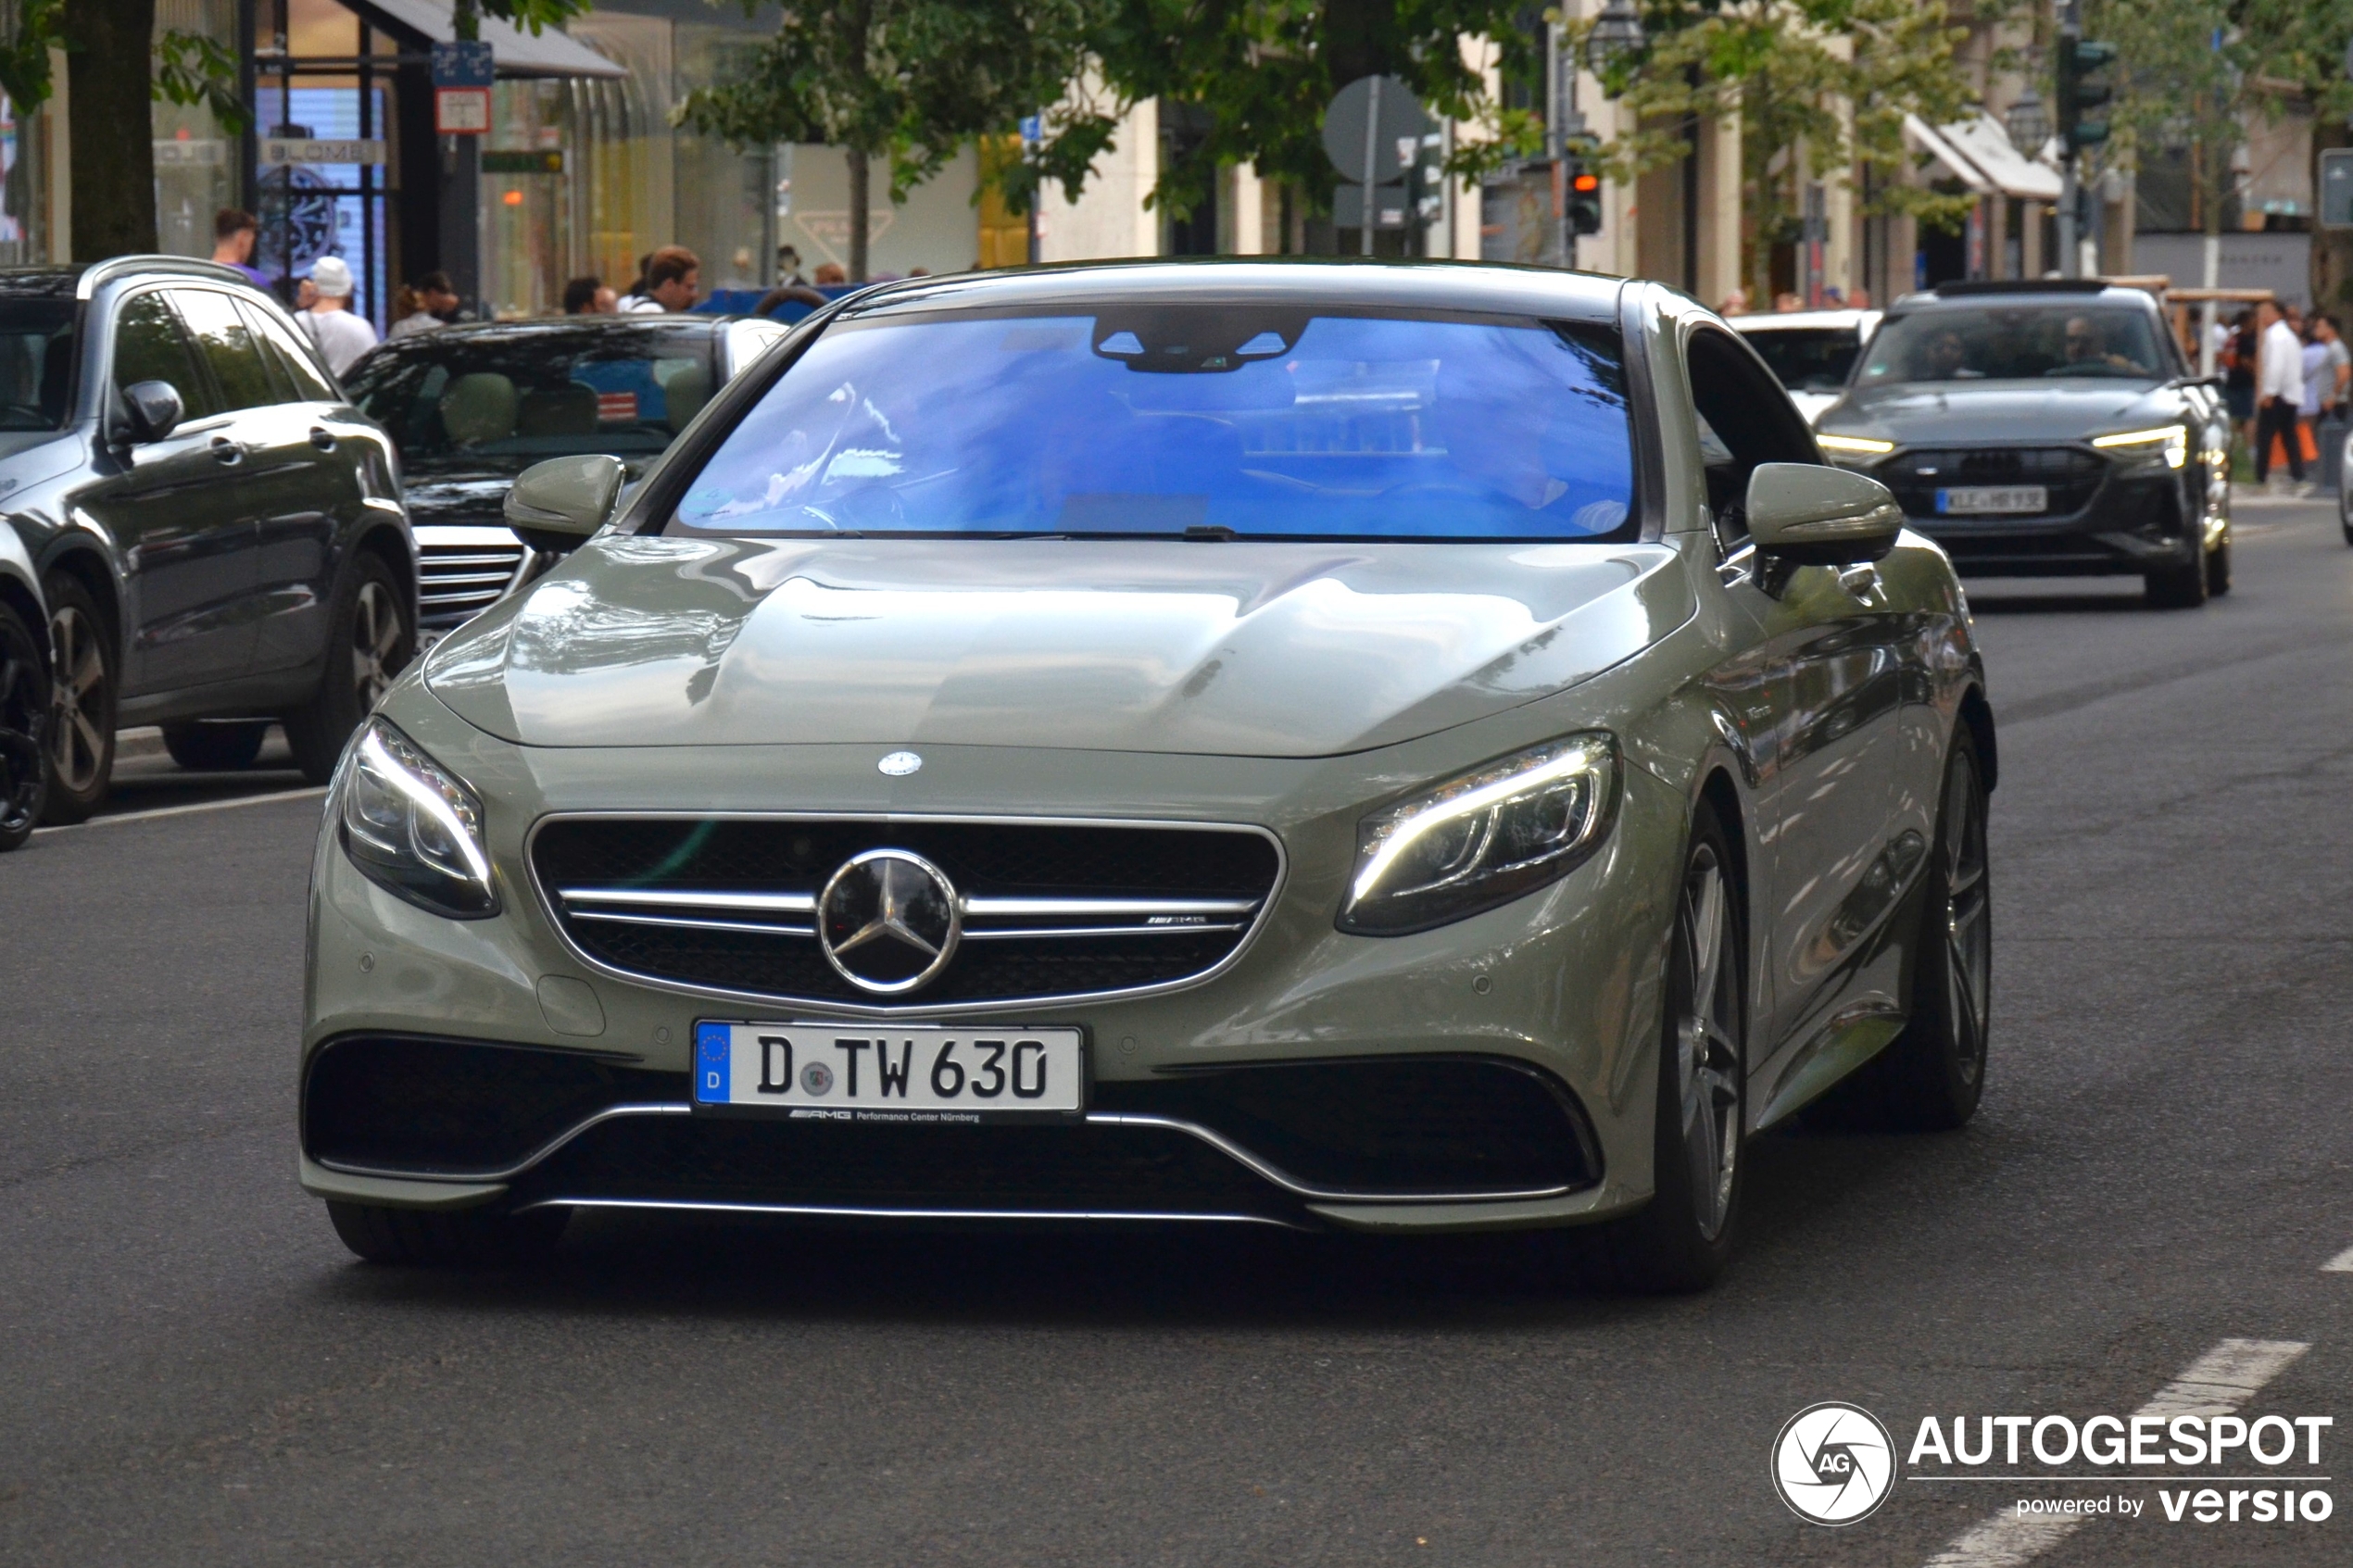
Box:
567 909 817 938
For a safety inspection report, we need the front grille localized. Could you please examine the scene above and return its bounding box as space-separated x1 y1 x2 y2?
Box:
416 525 530 629
1879 446 2108 521
532 817 1284 1009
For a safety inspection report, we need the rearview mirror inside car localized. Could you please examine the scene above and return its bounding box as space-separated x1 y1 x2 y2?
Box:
1745 462 1903 567
506 454 626 556
118 380 183 445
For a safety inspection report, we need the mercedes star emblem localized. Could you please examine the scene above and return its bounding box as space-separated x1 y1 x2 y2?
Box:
817 848 962 995
877 750 923 776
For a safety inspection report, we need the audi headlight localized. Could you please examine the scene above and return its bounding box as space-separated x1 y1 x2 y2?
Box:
1338 734 1619 935
2091 423 2187 470
335 718 498 918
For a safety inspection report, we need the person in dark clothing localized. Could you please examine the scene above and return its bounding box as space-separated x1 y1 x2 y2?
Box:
2224 308 2259 447
561 276 615 314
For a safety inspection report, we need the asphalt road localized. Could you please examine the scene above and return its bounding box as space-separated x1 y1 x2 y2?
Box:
2 501 2348 1566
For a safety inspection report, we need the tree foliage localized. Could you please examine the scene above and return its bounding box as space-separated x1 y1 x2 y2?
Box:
678 0 1098 280
1029 1 1547 226
1569 0 1976 298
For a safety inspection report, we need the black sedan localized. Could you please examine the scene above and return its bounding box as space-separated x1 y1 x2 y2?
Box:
1812 281 2232 608
345 314 789 639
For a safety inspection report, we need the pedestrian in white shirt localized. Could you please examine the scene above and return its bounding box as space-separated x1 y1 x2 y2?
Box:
2252 300 2306 492
618 246 700 314
298 257 379 378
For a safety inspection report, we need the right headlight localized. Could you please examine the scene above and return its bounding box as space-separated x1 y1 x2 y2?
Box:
1338 734 1619 936
335 718 498 919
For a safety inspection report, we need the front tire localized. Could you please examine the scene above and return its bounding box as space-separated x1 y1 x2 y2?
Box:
2144 553 2208 608
2204 535 2232 597
41 572 115 824
285 553 411 785
326 1200 567 1267
0 595 48 848
1588 801 1746 1292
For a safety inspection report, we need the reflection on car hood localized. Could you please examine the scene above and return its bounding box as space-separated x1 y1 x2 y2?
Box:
400 467 519 528
1818 379 2177 444
424 535 1695 757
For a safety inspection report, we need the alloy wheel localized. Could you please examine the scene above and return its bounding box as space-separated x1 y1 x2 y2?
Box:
48 605 106 795
1675 846 1743 1241
1940 757 1992 1087
351 581 401 713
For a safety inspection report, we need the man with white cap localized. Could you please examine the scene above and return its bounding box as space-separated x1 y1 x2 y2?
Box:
299 256 378 378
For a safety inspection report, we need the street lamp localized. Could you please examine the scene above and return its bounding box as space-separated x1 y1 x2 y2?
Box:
1584 0 1647 76
2004 87 2050 158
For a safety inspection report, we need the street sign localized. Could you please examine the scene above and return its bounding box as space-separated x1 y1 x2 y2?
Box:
435 89 491 134
482 149 563 174
262 138 386 167
2322 149 2353 231
1018 115 1043 148
1321 75 1432 188
431 41 494 88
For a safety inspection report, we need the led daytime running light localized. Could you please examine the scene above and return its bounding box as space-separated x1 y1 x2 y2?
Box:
1816 433 1895 456
1351 740 1610 907
2091 424 2187 468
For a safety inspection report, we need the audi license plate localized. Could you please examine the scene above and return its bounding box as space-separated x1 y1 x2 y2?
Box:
1935 485 2046 516
694 1021 1085 1122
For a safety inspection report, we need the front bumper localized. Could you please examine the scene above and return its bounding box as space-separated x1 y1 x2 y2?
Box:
1855 446 2205 577
300 684 1687 1235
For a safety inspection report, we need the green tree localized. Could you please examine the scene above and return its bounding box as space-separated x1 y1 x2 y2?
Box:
1027 1 1547 231
678 0 1098 282
1571 0 1977 302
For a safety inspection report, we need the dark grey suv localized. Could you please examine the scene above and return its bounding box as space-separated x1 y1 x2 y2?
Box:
0 257 416 820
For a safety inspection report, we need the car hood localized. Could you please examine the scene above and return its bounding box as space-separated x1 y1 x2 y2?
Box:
400 466 520 528
424 534 1695 757
1818 379 2177 445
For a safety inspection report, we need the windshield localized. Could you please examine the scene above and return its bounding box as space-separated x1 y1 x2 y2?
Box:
345 323 717 467
1859 305 2168 384
0 301 74 431
667 308 1637 541
1743 327 1863 392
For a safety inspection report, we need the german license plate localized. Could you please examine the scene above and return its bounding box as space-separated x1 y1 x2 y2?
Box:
694 1022 1085 1122
1936 485 2046 515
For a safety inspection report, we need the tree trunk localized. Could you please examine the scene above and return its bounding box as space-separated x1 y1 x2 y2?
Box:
847 147 870 282
64 0 158 260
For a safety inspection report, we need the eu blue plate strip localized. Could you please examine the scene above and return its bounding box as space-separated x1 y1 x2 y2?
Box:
696 1021 731 1102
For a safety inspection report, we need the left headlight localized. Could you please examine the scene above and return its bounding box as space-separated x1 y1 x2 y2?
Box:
1338 734 1619 936
335 718 498 919
2091 423 2187 470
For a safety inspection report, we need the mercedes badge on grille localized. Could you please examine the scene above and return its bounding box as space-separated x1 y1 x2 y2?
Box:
817 848 962 994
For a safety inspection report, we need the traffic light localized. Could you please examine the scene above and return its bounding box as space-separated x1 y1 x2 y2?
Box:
1565 135 1604 237
2057 37 2115 153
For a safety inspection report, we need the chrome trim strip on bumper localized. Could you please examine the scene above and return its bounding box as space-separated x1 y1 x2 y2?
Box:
315 1098 1575 1207
515 1197 1310 1230
1083 1112 1579 1205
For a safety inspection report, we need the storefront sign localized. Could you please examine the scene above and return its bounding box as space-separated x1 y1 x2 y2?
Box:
482 149 563 174
261 139 387 167
153 139 225 167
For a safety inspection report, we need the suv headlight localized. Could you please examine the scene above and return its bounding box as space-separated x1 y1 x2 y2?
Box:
335 718 498 918
1338 734 1619 935
2091 424 2187 470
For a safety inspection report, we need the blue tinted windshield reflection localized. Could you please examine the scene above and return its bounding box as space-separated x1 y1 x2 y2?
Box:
668 313 1637 540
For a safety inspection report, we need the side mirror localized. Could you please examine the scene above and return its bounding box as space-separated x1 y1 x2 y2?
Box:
118 380 183 445
505 454 626 556
1746 461 1904 566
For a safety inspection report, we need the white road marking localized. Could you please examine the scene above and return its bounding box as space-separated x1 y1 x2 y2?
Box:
31 786 326 833
1920 1338 2310 1568
2324 1246 2353 1273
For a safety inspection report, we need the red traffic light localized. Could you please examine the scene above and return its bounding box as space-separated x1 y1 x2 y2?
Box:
1570 173 1600 194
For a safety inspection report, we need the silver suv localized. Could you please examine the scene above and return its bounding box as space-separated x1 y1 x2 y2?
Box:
0 257 415 820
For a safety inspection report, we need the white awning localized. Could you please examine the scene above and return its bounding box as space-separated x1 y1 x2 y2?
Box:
354 0 625 78
1904 114 1992 195
1943 114 2063 202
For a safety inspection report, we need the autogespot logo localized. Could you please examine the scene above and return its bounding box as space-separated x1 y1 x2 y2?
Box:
1773 1402 1899 1524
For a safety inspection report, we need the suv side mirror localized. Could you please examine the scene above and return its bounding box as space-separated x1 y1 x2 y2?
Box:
1746 462 1903 566
505 454 625 555
118 380 183 445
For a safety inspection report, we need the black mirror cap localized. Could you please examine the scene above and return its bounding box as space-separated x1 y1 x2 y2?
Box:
119 380 184 445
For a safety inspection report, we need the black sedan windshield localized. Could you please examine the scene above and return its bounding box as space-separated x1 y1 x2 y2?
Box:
1860 305 2167 384
346 322 718 467
668 307 1637 542
0 301 74 431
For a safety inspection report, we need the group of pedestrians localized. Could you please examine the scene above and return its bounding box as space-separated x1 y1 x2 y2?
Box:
2221 299 2350 494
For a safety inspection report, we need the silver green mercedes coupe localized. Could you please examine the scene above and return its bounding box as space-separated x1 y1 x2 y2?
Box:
301 261 1994 1289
